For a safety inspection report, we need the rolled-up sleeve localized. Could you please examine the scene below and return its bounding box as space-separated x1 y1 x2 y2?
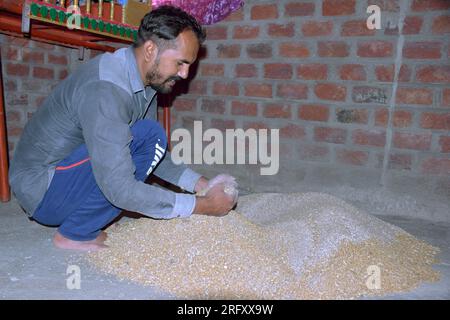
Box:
75 81 195 218
153 153 202 193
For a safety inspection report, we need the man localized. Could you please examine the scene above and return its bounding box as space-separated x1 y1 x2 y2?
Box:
9 6 237 251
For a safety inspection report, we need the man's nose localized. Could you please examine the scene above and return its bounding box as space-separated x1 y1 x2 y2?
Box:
177 64 189 79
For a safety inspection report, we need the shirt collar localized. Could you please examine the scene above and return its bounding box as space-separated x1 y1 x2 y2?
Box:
125 46 156 100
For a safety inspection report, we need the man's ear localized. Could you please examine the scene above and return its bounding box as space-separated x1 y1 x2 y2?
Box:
143 40 158 63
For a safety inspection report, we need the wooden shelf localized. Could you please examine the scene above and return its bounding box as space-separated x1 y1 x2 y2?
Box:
0 0 138 52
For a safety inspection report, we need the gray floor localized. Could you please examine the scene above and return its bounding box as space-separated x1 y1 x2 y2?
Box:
0 194 449 300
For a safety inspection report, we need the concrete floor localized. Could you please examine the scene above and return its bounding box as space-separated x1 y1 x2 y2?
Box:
0 193 449 300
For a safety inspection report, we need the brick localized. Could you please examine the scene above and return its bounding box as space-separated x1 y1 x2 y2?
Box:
323 0 355 16
443 89 450 107
4 79 17 91
389 154 413 170
201 99 226 114
277 83 308 100
336 149 369 166
341 20 376 36
263 103 292 118
244 82 272 98
280 123 306 139
299 144 330 161
339 64 366 81
393 132 431 150
6 111 21 122
231 101 258 116
375 109 413 128
264 63 293 79
411 0 450 11
302 21 333 37
235 64 257 78
375 65 411 82
213 81 239 96
47 54 68 65
268 22 295 37
377 153 413 170
299 104 329 122
396 87 433 105
403 42 441 59
5 47 19 61
284 2 315 17
33 67 54 79
247 43 272 59
7 126 23 137
421 158 450 175
201 63 224 77
318 41 349 57
34 41 56 50
34 96 47 108
357 41 393 57
416 65 450 83
279 43 310 58
216 44 241 58
188 80 207 95
251 4 278 20
210 119 236 130
6 37 30 47
402 16 423 34
172 98 196 112
369 0 400 11
352 129 386 147
432 15 450 34
205 26 227 40
8 141 15 154
352 86 388 104
314 127 347 144
297 64 328 80
59 69 69 80
439 136 450 152
233 25 260 39
386 16 424 35
21 79 44 91
315 83 347 101
336 108 368 124
224 8 244 22
439 136 450 153
243 121 270 131
6 63 29 76
7 93 28 106
420 112 450 130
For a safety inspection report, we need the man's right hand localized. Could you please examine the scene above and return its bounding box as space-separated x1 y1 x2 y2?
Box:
193 183 236 217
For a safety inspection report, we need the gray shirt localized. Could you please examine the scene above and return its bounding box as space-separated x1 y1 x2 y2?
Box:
9 46 200 219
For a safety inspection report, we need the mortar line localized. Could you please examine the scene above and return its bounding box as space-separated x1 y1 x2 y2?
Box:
380 2 407 186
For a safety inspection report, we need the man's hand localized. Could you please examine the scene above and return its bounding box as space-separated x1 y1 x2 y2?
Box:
193 183 235 217
194 176 209 193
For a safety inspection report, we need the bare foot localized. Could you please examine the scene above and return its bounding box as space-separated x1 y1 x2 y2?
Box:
53 231 108 251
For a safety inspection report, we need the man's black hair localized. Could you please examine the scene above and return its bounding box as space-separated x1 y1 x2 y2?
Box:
134 5 206 48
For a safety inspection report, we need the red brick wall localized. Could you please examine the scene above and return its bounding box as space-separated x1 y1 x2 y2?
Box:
0 34 102 157
2 0 449 187
167 0 450 179
1 35 75 155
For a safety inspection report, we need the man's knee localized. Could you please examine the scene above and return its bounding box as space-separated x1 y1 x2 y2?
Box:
131 119 168 149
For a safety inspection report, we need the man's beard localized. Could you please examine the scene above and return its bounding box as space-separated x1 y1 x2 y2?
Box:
145 65 182 94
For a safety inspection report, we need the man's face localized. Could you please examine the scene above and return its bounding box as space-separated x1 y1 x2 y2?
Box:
144 30 199 93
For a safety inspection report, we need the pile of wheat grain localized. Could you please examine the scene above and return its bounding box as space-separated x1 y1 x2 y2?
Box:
87 192 440 299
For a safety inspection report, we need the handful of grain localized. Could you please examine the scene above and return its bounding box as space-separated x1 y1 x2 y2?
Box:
87 192 440 299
